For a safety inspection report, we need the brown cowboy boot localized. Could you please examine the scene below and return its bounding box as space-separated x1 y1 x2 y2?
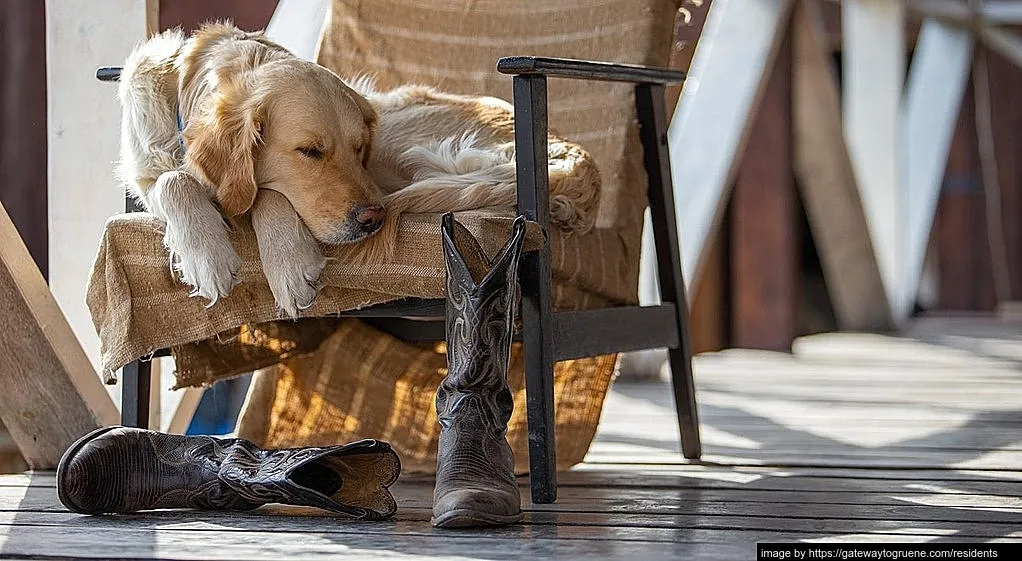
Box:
57 426 400 519
431 213 525 528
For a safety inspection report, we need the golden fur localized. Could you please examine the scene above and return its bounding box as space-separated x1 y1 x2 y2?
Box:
117 23 599 317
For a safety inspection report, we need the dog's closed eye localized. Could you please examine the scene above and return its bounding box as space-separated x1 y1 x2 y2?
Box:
297 146 324 160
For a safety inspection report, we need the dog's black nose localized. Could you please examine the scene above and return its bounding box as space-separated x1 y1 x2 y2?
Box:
352 204 385 234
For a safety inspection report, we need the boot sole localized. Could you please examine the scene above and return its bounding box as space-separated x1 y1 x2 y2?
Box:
430 508 524 528
56 425 122 514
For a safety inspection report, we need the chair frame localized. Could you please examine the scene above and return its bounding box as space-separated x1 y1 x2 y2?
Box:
103 55 701 505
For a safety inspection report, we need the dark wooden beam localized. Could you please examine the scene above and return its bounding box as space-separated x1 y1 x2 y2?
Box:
0 0 48 278
986 48 1022 301
935 81 997 311
730 26 798 352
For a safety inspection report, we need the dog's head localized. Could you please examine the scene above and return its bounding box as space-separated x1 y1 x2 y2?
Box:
183 50 384 244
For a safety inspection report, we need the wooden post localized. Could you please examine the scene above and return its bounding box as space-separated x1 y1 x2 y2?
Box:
791 0 891 331
842 0 905 318
0 201 118 469
668 0 795 288
730 27 798 351
899 18 972 321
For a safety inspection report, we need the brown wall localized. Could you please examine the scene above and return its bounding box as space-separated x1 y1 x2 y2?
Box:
932 49 1022 311
0 0 47 278
160 0 278 33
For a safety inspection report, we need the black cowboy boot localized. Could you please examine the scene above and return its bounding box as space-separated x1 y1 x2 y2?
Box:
432 213 526 528
57 426 400 519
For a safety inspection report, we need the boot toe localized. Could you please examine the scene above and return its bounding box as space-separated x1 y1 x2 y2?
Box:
57 426 129 514
431 487 523 528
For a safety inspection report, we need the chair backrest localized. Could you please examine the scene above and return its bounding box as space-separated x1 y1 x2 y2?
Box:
316 0 681 255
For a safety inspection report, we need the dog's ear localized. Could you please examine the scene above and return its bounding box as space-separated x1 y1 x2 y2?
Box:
184 77 263 216
347 89 377 167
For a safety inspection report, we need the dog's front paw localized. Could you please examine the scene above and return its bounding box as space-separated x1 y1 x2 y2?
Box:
165 223 241 306
262 241 326 319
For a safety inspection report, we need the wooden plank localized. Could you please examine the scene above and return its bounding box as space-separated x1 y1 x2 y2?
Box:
3 476 1019 533
582 450 1022 471
2 479 1018 544
730 25 797 351
265 0 326 60
899 18 973 322
571 464 1022 484
0 524 750 560
5 481 1019 518
44 0 153 383
0 202 118 469
1 499 1017 541
907 0 1022 25
0 517 1006 561
668 0 795 288
13 468 1022 494
791 0 891 331
979 26 1022 70
841 0 905 319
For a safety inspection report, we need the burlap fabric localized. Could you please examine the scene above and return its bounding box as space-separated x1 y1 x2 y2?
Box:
236 320 619 474
87 208 649 385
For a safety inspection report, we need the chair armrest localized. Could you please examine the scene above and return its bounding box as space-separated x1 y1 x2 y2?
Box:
96 66 122 82
496 56 685 85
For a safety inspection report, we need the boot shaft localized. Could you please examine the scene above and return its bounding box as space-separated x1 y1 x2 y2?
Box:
441 213 526 393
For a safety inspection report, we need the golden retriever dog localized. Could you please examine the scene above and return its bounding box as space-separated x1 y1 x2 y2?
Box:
117 23 599 317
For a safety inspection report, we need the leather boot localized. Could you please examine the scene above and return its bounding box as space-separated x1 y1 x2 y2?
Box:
431 213 525 528
57 426 400 519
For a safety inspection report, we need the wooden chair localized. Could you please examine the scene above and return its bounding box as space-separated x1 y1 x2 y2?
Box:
100 3 701 505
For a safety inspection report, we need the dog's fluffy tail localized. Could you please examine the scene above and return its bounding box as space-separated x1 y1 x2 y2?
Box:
343 134 600 265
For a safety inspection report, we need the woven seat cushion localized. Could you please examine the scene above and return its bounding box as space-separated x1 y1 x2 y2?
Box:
86 209 636 386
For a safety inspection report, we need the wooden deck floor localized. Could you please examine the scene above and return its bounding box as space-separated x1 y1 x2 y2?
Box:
2 316 1021 559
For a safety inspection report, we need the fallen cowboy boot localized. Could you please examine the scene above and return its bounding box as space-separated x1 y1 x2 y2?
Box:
57 426 400 519
432 213 526 528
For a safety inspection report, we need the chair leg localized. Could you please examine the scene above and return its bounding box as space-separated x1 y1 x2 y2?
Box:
635 83 702 459
121 360 151 429
520 247 557 503
512 74 558 503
